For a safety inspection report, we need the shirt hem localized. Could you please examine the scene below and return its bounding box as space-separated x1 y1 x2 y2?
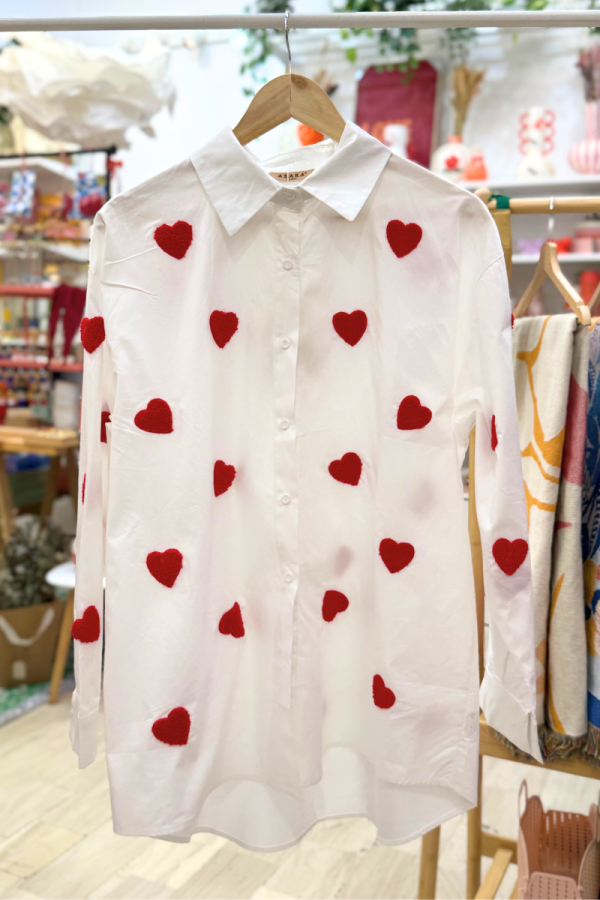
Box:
113 798 474 852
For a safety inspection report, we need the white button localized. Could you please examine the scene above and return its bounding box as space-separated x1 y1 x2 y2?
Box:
283 190 295 201
284 572 294 583
280 338 290 349
282 259 293 270
281 493 291 505
280 419 290 430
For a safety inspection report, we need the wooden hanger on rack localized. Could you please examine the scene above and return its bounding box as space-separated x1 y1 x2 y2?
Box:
233 11 346 146
588 279 600 314
513 241 591 325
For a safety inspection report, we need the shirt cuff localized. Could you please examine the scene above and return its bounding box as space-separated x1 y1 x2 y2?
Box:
479 668 543 764
70 702 99 768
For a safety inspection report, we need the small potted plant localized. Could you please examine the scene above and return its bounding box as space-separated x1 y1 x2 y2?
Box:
0 518 70 687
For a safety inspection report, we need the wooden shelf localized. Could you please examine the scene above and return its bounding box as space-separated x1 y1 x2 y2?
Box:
0 424 79 454
480 715 600 779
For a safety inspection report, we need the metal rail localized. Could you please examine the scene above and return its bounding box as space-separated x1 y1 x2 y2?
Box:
0 11 599 32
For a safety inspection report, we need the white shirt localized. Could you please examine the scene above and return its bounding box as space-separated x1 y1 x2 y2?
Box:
71 121 541 849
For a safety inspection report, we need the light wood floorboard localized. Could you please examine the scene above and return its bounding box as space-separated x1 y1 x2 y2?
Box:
0 695 599 899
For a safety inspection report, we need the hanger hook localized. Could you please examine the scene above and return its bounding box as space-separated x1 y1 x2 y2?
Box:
548 195 555 241
284 10 292 75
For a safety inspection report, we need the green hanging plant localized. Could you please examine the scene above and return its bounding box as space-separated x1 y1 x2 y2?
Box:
335 0 551 71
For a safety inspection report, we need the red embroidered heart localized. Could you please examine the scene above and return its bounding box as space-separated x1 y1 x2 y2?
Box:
491 415 498 451
218 602 245 638
332 310 368 346
146 549 183 588
134 399 173 434
379 539 415 574
81 473 86 505
328 452 362 486
152 707 191 745
71 606 100 643
396 395 432 430
322 590 349 622
373 674 396 709
210 311 239 348
154 221 193 259
386 220 423 258
492 538 528 576
100 411 111 443
80 316 105 354
214 460 236 497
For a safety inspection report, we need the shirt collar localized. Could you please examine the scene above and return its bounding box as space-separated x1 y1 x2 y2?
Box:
191 121 391 237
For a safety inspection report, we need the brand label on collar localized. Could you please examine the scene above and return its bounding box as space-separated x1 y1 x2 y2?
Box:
269 169 314 183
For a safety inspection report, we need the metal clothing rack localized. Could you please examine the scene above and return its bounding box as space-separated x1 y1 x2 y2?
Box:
1 11 600 31
2 8 599 898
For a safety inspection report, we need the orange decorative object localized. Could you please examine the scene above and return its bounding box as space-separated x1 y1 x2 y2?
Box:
297 124 323 146
463 150 488 181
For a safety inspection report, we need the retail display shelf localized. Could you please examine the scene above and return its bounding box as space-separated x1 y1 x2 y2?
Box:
0 240 89 263
0 284 55 297
512 252 600 264
48 361 83 372
0 358 82 372
0 156 76 192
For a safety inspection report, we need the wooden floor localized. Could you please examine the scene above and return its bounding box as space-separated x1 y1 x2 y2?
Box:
1 696 600 900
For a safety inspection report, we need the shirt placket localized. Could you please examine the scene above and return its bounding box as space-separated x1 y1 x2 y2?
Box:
272 187 302 710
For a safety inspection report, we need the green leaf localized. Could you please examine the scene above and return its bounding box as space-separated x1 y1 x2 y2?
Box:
346 46 357 62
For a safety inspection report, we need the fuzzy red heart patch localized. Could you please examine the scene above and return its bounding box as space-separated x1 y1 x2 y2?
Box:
210 311 239 348
152 707 191 745
154 221 193 259
379 539 415 574
214 460 236 497
373 674 396 709
328 452 362 486
386 220 423 258
491 415 498 451
146 549 183 588
492 538 528 576
218 602 245 638
80 316 105 354
134 399 173 434
322 590 349 622
71 606 100 643
332 310 368 346
397 395 432 430
100 410 111 444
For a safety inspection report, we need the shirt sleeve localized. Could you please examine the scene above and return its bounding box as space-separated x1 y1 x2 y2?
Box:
453 224 542 764
70 212 115 768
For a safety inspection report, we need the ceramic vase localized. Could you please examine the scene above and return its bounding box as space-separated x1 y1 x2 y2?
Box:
569 101 600 174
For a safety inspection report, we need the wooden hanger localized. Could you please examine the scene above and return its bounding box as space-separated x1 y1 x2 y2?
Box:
233 73 346 146
513 241 591 325
233 12 345 146
588 279 600 314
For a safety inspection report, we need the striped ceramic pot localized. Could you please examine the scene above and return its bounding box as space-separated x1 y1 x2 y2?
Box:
569 100 600 174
